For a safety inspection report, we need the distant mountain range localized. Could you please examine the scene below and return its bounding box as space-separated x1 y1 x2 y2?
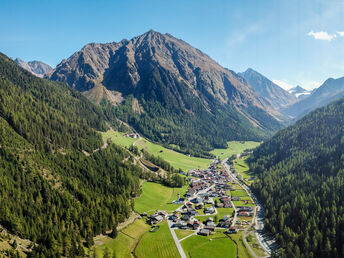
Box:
14 58 52 77
288 85 312 99
47 30 285 154
239 68 297 110
283 77 344 119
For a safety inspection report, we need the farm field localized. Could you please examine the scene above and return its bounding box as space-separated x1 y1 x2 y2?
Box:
135 221 179 258
210 141 260 159
181 231 237 258
134 182 187 214
94 219 150 258
102 130 211 171
175 229 195 240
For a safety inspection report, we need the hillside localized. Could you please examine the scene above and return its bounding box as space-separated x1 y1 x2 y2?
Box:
0 52 142 257
14 58 52 77
249 97 344 257
283 76 344 119
47 30 285 156
239 68 297 110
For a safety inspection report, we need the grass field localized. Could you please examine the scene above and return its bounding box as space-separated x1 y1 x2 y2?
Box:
134 182 187 214
231 190 248 197
181 231 237 258
102 130 211 171
229 231 253 258
232 200 255 207
175 230 195 240
102 130 137 148
234 158 254 185
135 221 179 258
210 141 260 159
94 219 150 258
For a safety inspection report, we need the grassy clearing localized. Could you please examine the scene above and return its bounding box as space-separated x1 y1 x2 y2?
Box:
135 221 179 258
135 182 187 214
94 219 150 258
229 231 253 258
102 130 137 148
102 130 211 171
233 158 257 186
210 141 260 159
181 231 237 258
232 201 255 207
175 230 195 240
231 190 248 197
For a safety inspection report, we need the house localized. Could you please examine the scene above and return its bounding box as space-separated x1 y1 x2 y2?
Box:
191 197 203 204
199 229 211 236
218 220 231 228
238 211 250 217
232 197 240 201
204 207 215 214
196 203 204 210
149 214 164 224
203 225 215 231
216 202 224 208
226 226 239 234
174 221 187 229
222 215 230 221
182 214 191 221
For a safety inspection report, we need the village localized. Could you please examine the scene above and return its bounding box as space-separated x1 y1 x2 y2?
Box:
141 159 255 238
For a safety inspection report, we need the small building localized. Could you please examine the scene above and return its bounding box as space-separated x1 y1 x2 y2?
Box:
226 226 239 234
199 229 211 236
203 225 216 231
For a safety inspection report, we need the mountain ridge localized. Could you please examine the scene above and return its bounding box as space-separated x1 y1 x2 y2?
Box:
47 30 285 154
14 58 52 77
283 76 344 118
238 68 297 110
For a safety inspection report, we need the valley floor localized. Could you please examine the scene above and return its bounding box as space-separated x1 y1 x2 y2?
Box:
92 134 269 258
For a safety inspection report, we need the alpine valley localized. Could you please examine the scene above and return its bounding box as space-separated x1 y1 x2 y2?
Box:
1 25 344 258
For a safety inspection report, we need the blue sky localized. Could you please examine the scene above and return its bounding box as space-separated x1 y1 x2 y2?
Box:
1 0 344 90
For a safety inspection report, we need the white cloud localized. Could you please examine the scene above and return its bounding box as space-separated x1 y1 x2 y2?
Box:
337 31 344 37
272 80 293 90
307 30 336 41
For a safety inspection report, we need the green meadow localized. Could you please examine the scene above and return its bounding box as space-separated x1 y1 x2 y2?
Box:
210 141 260 159
135 221 179 258
181 231 237 258
134 182 188 214
175 229 195 240
94 219 150 258
102 130 211 171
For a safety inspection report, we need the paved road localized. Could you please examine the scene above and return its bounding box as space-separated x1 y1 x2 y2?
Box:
167 219 187 258
222 159 272 257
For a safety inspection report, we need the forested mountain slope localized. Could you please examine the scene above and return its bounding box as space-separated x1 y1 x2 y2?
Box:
249 97 344 257
0 52 142 257
47 30 285 156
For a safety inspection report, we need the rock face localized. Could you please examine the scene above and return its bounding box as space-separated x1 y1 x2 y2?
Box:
47 30 286 151
14 58 52 77
239 68 297 110
283 76 344 119
288 85 312 99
